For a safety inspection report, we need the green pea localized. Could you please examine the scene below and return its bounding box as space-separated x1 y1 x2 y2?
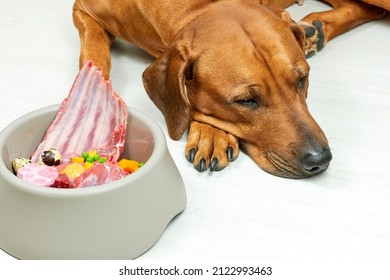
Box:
82 152 88 159
139 162 145 167
99 157 106 163
86 157 94 163
93 154 100 161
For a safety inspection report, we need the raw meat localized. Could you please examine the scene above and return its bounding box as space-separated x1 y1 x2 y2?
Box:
31 61 127 164
73 163 129 188
17 163 59 187
53 173 72 189
50 162 129 188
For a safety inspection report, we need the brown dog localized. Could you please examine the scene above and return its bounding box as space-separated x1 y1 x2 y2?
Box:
72 0 387 178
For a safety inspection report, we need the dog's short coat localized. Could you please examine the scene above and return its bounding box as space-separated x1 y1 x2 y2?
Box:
73 0 387 178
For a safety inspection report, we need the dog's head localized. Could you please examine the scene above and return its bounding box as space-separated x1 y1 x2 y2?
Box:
143 1 332 178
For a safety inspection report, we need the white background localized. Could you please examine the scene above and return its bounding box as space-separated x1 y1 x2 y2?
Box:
1 0 389 273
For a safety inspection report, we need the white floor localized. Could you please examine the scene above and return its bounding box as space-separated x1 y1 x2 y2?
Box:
1 0 389 262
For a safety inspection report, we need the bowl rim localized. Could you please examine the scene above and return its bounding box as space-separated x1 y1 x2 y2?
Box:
0 104 167 198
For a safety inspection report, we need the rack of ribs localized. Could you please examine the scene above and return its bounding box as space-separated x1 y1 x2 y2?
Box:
31 61 127 164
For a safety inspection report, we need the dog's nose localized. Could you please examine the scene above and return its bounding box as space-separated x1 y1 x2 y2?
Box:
299 148 332 174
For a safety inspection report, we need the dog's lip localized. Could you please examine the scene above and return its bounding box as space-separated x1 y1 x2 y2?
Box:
265 151 330 179
240 142 299 178
265 151 308 179
240 139 330 179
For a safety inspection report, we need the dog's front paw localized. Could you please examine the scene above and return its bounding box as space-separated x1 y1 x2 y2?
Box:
185 121 239 172
299 20 325 58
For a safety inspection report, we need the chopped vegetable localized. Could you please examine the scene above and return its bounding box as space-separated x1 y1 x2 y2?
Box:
118 159 141 173
60 163 85 179
71 157 85 164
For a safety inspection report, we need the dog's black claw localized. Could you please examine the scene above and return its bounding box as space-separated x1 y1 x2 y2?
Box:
210 158 218 171
187 148 196 163
227 147 234 161
196 158 207 172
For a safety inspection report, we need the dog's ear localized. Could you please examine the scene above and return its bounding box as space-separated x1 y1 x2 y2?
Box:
142 40 193 140
270 8 305 51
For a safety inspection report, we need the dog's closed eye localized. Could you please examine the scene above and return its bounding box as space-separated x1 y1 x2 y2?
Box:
233 86 262 109
235 98 260 109
297 75 308 90
297 75 309 98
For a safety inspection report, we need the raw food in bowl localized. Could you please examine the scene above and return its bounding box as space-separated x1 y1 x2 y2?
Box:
0 62 186 259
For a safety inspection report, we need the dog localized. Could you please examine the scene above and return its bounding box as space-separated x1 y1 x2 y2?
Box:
72 0 387 178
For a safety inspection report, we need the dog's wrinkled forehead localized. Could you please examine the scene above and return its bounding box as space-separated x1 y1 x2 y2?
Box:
192 3 301 46
188 5 305 71
189 13 306 89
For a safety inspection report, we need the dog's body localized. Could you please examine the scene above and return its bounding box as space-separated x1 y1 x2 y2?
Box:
73 0 387 178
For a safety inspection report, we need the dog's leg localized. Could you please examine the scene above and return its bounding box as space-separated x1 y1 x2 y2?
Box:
185 121 239 172
300 0 387 57
73 7 114 79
